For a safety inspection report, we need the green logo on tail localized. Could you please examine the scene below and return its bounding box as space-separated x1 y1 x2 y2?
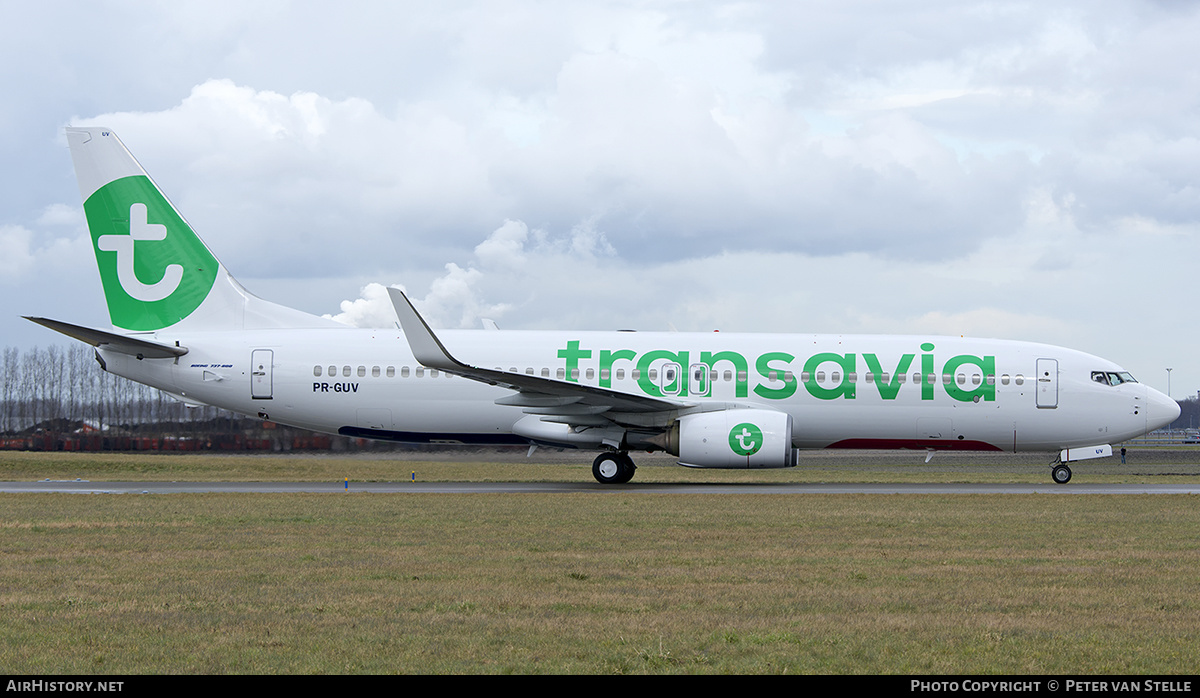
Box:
84 176 218 330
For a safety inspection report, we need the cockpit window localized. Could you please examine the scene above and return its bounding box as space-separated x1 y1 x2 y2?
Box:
1092 371 1138 386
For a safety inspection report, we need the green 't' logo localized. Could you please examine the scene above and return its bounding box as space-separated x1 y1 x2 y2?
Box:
728 422 763 456
84 175 218 331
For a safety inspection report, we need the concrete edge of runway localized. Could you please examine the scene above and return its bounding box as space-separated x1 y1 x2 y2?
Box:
5 480 1200 494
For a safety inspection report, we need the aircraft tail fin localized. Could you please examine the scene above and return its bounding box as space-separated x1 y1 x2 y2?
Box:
65 127 337 333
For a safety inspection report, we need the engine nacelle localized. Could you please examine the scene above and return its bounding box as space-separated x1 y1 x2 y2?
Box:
676 409 797 469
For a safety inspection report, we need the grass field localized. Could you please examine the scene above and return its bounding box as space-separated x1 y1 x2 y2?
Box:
4 445 1200 483
2 450 1200 674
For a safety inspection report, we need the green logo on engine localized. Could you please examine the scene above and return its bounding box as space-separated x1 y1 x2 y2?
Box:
728 422 763 456
84 175 218 330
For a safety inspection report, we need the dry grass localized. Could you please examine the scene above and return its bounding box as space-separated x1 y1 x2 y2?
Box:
2 491 1199 673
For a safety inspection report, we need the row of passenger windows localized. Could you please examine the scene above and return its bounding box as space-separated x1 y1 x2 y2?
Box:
312 364 1026 386
314 365 452 378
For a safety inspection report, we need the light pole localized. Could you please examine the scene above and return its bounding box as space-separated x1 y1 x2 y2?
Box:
1166 368 1173 443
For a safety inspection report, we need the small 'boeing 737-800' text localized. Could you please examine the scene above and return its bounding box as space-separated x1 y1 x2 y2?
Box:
29 128 1180 484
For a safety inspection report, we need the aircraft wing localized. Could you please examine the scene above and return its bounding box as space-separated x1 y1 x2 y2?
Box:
388 288 688 426
24 317 188 359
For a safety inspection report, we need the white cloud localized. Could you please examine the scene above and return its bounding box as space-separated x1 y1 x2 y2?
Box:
2 1 1199 394
0 225 35 278
473 219 529 270
35 204 83 228
324 282 404 329
0 214 91 284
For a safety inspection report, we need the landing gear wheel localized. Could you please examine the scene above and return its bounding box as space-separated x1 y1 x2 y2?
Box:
615 453 636 484
593 452 636 484
1052 464 1072 484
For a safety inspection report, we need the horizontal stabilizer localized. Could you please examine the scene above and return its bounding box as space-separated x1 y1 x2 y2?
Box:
24 317 188 359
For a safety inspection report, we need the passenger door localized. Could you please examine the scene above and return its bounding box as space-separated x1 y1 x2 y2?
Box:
1035 358 1058 409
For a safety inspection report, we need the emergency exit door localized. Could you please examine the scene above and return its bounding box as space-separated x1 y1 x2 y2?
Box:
251 349 274 399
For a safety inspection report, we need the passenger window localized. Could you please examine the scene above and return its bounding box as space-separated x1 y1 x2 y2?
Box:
723 370 732 381
328 365 336 377
1001 374 1009 385
1015 374 1024 386
313 366 322 377
343 366 351 377
586 368 594 380
416 367 425 377
616 369 625 380
401 366 409 378
387 366 395 378
541 368 550 378
357 366 366 377
556 368 565 379
372 366 380 378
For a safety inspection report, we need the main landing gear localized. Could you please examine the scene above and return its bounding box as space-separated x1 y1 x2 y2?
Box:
593 452 637 484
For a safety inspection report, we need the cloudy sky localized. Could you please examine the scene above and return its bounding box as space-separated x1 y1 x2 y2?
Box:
3 0 1198 399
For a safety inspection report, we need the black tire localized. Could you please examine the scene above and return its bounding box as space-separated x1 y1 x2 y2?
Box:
614 452 637 484
593 452 635 484
1052 464 1072 484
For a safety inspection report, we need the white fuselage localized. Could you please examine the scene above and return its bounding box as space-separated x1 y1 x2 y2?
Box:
97 327 1175 453
53 126 1181 484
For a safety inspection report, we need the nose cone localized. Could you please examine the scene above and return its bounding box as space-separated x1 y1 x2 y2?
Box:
1145 387 1181 432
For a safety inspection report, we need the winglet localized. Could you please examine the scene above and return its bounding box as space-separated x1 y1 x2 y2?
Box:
387 287 463 372
387 286 687 414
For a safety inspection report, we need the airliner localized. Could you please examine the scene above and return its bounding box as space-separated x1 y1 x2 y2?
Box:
28 127 1180 484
